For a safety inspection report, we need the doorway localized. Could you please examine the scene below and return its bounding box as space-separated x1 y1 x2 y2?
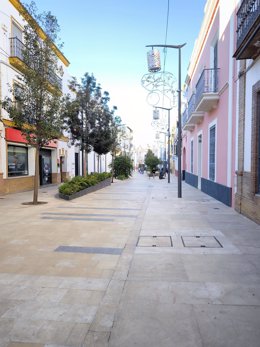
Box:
39 149 52 185
75 153 79 176
198 134 202 189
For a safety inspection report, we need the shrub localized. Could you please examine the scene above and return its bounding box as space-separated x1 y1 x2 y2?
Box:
114 155 133 178
59 172 111 196
117 174 127 180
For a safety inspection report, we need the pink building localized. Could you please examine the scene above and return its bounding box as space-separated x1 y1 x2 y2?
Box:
182 0 240 207
181 0 260 223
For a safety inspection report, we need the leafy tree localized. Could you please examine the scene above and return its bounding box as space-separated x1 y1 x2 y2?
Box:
110 114 122 182
63 73 98 175
144 149 160 173
114 155 133 178
1 2 66 204
64 74 119 174
89 93 117 172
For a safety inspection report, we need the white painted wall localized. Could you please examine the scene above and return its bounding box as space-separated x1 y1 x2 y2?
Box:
244 60 260 171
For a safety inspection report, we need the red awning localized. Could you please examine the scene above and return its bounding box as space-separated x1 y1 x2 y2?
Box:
5 128 57 148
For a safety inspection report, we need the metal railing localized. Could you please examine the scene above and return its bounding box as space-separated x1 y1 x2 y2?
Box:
10 36 24 60
9 37 62 90
188 93 196 118
195 68 219 108
236 0 260 47
182 108 188 126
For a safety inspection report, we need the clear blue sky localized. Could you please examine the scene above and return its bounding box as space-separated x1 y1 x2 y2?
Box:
25 0 206 147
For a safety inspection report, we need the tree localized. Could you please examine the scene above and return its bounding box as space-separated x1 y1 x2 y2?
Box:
89 93 117 172
63 73 98 175
1 2 66 204
64 74 119 174
110 114 122 182
114 155 133 178
144 149 160 173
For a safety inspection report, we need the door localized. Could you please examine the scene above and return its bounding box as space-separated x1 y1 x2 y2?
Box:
39 149 52 185
60 156 63 183
198 134 202 189
75 153 79 176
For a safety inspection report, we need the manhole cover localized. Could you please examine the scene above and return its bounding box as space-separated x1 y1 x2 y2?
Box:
181 236 222 248
137 236 172 247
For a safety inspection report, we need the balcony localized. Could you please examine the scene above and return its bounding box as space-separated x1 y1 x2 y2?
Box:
195 68 219 112
9 37 62 92
182 93 204 132
182 107 195 131
234 0 260 60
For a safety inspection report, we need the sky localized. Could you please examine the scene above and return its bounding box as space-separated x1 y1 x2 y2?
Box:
25 0 206 148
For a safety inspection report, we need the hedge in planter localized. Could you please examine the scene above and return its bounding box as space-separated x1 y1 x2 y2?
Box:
59 172 111 200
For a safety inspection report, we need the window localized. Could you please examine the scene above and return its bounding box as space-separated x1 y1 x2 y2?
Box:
209 125 216 181
191 140 194 173
13 83 23 113
11 21 23 59
8 145 28 177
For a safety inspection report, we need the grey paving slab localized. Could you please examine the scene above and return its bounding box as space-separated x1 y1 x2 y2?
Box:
127 254 189 281
109 302 203 347
182 254 260 284
193 304 260 347
0 173 260 346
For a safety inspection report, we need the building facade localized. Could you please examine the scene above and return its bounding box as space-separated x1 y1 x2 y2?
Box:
0 0 71 194
233 0 260 223
0 0 112 195
181 0 260 224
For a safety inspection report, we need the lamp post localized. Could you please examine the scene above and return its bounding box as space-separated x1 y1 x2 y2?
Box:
154 106 172 183
146 43 186 198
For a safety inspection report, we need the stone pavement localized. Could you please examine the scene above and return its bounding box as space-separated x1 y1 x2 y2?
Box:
0 173 260 347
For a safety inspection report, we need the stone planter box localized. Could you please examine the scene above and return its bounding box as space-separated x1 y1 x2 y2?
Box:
59 178 111 201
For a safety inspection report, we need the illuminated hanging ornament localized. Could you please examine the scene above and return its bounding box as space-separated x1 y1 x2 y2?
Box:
147 49 161 72
153 109 159 120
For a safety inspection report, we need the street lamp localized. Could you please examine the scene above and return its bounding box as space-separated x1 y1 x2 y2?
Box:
154 106 172 184
146 43 186 198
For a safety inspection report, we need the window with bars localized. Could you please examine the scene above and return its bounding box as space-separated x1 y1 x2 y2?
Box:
209 125 216 181
191 140 194 173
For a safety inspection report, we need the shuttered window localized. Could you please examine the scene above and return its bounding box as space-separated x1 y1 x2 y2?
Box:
209 125 216 181
191 140 194 173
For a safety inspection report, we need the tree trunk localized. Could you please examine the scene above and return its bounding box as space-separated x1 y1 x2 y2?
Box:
111 153 114 183
85 152 88 175
33 146 40 204
81 149 85 176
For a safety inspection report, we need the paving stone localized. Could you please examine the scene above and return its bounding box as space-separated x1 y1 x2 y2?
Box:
65 323 90 346
83 331 110 347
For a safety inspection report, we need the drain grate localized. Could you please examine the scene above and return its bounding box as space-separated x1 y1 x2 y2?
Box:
181 236 222 248
137 236 172 247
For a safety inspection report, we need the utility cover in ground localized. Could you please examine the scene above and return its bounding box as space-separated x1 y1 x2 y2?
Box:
137 236 172 247
182 236 222 248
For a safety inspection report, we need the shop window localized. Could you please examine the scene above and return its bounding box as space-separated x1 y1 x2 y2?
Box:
8 145 28 177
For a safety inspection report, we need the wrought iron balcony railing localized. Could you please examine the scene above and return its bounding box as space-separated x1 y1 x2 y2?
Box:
195 68 219 109
182 108 188 127
188 93 196 118
237 0 260 48
9 37 62 91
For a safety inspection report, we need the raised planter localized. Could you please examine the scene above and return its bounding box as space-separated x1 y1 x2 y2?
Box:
59 178 111 201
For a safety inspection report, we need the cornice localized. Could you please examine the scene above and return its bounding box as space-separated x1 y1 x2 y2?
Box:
9 0 70 67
